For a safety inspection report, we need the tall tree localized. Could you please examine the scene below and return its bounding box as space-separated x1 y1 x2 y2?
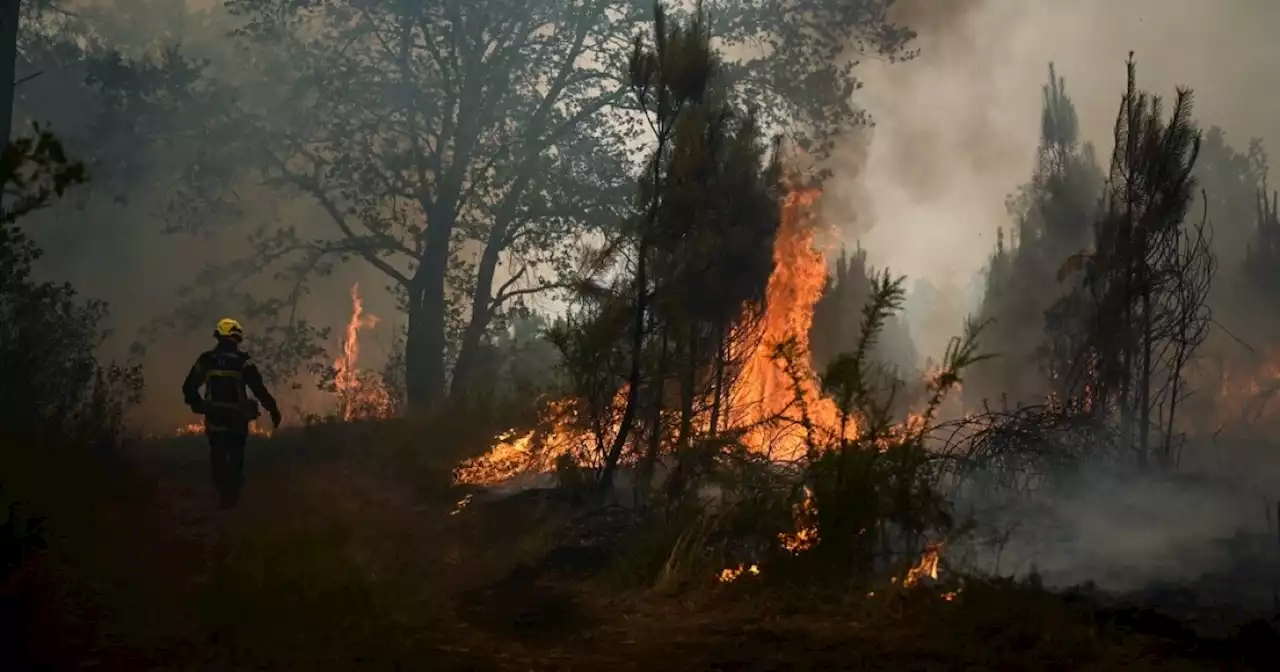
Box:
1053 56 1212 468
551 3 790 496
0 0 19 152
971 63 1102 407
223 0 914 412
1243 187 1280 300
1193 127 1268 273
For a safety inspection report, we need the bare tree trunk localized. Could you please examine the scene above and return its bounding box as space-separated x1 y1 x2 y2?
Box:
0 0 19 155
637 325 668 501
597 241 647 493
451 303 489 406
708 323 726 437
676 322 697 452
1138 275 1152 467
404 209 454 411
667 321 698 500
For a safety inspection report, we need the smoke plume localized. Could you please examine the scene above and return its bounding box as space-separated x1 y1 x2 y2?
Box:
839 0 1280 358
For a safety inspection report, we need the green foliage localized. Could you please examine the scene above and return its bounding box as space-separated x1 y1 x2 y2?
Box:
811 246 918 380
0 126 86 223
798 275 986 581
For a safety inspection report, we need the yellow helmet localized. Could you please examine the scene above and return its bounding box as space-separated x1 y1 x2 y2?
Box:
214 318 244 341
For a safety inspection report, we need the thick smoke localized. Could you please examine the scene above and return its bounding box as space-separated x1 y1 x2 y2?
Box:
831 0 1280 600
841 0 1280 358
20 1 1280 601
24 0 400 431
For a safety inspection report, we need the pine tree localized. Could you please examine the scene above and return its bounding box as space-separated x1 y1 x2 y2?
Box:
810 246 918 380
970 63 1102 407
1052 55 1211 468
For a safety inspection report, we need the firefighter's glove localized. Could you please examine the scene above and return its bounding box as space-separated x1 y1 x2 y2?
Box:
269 408 282 429
187 399 206 414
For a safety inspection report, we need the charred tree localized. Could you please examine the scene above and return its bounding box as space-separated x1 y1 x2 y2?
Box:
1054 55 1213 469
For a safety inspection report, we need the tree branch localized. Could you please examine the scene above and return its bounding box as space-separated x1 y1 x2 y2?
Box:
263 147 414 287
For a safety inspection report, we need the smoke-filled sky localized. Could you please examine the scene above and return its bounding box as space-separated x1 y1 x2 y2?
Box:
841 0 1280 356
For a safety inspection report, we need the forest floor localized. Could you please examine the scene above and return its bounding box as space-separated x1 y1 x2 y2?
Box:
4 420 1274 671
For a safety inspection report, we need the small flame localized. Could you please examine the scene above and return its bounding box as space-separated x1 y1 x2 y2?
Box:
718 563 760 583
450 494 474 516
171 421 272 438
902 540 945 588
454 397 597 485
778 486 820 553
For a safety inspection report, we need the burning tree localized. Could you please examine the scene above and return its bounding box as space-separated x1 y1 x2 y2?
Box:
211 0 914 414
455 10 990 590
456 7 851 491
515 5 789 497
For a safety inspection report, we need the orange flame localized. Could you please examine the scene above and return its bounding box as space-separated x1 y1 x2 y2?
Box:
902 540 945 588
334 282 392 421
778 486 820 553
718 563 761 583
722 184 856 460
172 421 272 438
456 180 857 484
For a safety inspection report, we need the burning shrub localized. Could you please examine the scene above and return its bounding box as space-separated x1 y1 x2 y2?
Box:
451 4 991 596
738 274 986 586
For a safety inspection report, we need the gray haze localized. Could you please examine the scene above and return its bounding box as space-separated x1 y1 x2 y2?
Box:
23 2 1280 437
839 0 1280 359
17 0 1280 603
26 0 401 429
826 0 1280 596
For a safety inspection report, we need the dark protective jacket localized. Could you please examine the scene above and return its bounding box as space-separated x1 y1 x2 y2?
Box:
182 341 280 433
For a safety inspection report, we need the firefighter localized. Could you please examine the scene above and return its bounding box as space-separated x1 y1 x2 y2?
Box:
181 318 282 508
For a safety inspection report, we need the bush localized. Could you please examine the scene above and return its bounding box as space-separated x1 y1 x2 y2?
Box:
0 128 144 664
614 272 989 592
0 126 142 447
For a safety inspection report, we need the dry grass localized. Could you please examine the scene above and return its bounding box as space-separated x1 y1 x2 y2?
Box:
1 419 1247 671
